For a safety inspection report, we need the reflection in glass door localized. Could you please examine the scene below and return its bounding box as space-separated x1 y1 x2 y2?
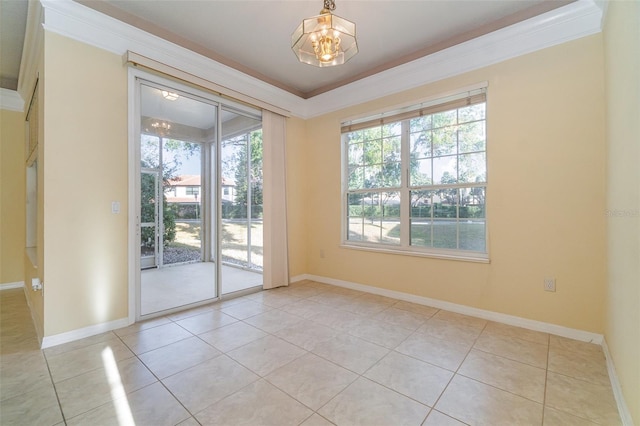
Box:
138 82 217 316
140 170 159 269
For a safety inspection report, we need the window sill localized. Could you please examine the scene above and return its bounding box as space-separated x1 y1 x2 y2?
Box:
26 247 38 269
340 243 490 264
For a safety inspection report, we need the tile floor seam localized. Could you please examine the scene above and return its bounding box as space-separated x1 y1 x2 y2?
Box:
424 317 487 424
41 349 67 425
111 326 207 424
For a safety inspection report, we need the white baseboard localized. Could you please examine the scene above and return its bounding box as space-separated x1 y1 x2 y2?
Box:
297 273 603 344
41 317 132 349
0 281 24 290
602 338 634 426
21 285 44 345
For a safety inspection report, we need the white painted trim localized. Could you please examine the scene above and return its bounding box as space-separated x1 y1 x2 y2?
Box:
40 0 304 115
300 273 604 344
38 0 602 119
22 285 44 346
0 89 25 112
0 281 25 290
17 0 43 102
41 317 131 349
127 67 138 325
304 0 603 118
290 274 312 283
602 338 634 426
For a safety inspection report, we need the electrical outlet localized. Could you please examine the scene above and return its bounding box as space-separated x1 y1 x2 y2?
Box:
319 249 325 259
544 278 556 292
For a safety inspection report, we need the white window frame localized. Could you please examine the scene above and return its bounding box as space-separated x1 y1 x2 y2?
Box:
340 85 489 263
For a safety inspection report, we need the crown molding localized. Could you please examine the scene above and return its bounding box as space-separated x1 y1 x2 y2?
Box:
40 0 304 115
0 89 25 112
17 0 44 105
40 0 602 119
303 0 603 118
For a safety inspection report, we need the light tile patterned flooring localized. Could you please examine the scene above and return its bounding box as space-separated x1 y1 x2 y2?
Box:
0 281 622 426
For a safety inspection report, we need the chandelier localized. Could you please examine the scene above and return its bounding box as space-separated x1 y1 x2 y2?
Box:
291 0 358 67
150 121 171 137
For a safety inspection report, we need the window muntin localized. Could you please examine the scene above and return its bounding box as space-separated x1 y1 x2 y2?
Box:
343 91 487 259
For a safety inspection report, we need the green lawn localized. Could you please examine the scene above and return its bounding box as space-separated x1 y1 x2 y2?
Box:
349 219 485 251
167 220 263 269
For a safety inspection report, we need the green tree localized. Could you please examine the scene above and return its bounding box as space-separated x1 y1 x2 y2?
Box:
140 136 198 247
227 130 263 219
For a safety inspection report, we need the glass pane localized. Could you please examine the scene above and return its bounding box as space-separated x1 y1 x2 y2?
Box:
410 115 432 132
410 219 432 247
348 166 364 190
381 162 402 187
163 140 202 266
432 109 457 128
410 190 434 218
459 220 486 251
458 121 485 153
347 130 364 144
410 131 431 158
348 193 364 216
458 103 486 123
459 187 485 218
433 156 457 185
141 225 156 259
433 190 457 218
383 136 401 162
364 165 382 188
363 126 382 140
348 143 364 166
381 192 401 244
141 135 160 169
348 217 364 241
141 173 157 223
410 158 432 186
433 219 458 249
250 129 264 269
432 127 457 156
364 139 382 165
222 134 249 267
458 152 486 183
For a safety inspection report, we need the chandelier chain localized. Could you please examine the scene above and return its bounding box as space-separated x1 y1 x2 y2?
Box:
323 0 336 11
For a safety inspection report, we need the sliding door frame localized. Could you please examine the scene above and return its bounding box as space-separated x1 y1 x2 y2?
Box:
127 67 262 322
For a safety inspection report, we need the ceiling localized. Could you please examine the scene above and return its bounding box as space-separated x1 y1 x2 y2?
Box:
1 0 574 98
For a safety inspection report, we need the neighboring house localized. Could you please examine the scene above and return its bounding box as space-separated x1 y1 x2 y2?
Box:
166 174 236 204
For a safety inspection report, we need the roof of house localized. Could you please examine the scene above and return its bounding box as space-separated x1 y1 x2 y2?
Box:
168 175 234 187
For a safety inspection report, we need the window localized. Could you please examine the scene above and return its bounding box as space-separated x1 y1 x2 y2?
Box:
186 186 200 196
342 88 487 260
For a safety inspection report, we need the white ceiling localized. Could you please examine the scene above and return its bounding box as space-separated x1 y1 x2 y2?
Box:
72 0 572 98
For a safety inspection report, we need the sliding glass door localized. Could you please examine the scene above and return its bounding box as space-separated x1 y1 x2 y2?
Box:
136 78 263 318
220 109 264 294
138 82 217 316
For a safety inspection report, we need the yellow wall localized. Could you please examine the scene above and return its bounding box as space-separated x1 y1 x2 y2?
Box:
603 1 640 422
0 109 26 285
303 35 607 333
42 32 129 336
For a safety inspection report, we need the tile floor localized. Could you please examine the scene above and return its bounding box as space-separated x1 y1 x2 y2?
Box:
0 281 622 426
